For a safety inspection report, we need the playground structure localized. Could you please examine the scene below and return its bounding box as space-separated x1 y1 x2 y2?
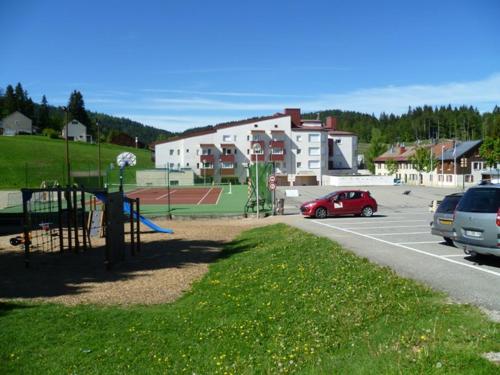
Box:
18 186 143 269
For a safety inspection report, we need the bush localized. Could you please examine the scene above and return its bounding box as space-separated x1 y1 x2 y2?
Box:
42 128 60 139
221 176 241 185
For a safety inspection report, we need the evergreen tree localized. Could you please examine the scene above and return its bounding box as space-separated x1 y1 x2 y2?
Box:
67 90 91 132
4 85 16 115
38 95 50 129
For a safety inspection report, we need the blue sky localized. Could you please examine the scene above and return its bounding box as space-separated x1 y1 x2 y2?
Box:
1 0 499 131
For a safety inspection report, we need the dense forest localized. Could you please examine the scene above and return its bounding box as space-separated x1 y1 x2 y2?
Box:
0 83 172 145
1 82 499 147
304 105 500 143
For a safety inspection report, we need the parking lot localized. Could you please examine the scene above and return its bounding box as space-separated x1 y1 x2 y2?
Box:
279 185 500 314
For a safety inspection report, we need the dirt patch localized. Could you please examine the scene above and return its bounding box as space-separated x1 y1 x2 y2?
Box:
0 216 282 305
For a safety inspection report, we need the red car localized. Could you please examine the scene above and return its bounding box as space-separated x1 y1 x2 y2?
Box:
300 190 378 219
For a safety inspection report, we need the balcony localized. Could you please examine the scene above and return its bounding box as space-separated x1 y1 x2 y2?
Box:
200 154 215 163
220 154 235 163
270 154 284 161
269 140 284 148
220 168 236 176
199 168 214 177
250 154 266 162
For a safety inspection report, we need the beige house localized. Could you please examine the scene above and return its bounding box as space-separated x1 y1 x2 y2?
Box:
61 120 91 142
0 111 33 135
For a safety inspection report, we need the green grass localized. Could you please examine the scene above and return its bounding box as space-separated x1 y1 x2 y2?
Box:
1 224 498 374
0 135 154 189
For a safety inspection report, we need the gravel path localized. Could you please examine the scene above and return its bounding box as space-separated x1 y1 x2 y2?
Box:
0 217 281 305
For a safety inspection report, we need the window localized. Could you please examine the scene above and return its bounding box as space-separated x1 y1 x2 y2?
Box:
247 135 250 141
473 162 483 171
335 139 342 144
308 134 320 142
197 163 199 169
457 187 500 213
438 174 444 182
252 134 261 141
202 148 211 155
177 149 180 155
465 175 474 183
186 162 190 167
247 149 250 155
308 160 320 169
296 149 301 154
297 162 302 168
309 147 320 156
234 149 237 154
233 135 237 141
221 162 234 169
272 148 283 154
223 135 231 142
169 149 174 156
296 135 302 142
202 162 213 168
186 149 189 153
223 148 232 155
253 147 263 155
446 175 452 182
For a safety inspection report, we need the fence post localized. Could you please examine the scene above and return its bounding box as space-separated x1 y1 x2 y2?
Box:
135 198 141 253
25 162 28 187
22 191 30 268
57 188 64 252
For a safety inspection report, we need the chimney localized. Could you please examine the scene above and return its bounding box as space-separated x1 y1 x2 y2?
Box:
399 146 406 154
284 108 301 128
325 116 337 130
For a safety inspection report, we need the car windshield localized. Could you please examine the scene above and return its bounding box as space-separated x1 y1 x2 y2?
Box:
456 188 500 213
436 195 462 214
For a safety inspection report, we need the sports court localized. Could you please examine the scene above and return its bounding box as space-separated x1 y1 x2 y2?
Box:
126 186 223 205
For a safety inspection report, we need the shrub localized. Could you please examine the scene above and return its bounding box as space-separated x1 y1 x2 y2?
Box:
42 128 60 139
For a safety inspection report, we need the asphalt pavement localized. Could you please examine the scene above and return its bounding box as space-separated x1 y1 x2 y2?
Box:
277 185 500 316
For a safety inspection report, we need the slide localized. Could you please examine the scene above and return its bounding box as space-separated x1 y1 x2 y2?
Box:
123 201 174 234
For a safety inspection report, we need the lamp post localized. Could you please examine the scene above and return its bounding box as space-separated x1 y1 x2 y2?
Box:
97 120 101 187
252 143 262 219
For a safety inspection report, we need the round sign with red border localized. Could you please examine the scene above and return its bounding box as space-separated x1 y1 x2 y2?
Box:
268 175 276 184
269 182 276 190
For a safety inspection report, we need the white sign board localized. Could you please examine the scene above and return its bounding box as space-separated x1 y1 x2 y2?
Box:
285 189 299 197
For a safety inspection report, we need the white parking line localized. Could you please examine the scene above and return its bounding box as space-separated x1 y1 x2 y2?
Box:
396 241 441 245
331 219 428 225
155 190 177 200
197 187 214 205
442 254 467 258
364 231 430 236
344 225 429 230
312 220 500 278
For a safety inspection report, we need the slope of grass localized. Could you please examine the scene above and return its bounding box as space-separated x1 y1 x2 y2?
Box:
0 135 154 189
1 224 498 374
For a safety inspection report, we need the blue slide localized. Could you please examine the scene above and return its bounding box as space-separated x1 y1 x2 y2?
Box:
123 201 174 234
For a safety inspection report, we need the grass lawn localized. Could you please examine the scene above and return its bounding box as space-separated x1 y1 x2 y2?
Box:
1 224 498 373
0 135 154 189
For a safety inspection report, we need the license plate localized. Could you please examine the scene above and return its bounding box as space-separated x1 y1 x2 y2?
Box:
439 219 452 225
465 230 481 237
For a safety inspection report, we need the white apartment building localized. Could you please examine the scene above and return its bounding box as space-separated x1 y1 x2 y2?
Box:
155 108 358 186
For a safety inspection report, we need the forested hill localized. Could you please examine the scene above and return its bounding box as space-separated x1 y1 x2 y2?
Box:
303 105 500 143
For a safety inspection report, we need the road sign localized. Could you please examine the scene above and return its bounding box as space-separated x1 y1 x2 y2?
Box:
269 182 276 190
268 175 276 184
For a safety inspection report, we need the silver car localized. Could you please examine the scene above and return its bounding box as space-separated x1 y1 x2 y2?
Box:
431 193 463 245
453 185 500 257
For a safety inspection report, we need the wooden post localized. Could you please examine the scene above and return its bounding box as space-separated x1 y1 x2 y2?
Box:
66 188 73 253
73 188 80 253
81 190 87 251
135 198 141 253
22 192 30 268
129 199 135 256
57 188 64 252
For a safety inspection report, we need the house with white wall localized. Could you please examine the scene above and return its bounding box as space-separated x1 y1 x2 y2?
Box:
154 108 358 186
0 111 32 135
61 120 91 142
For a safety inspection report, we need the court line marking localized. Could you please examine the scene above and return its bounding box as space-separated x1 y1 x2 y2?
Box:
197 187 214 205
128 188 150 195
215 188 223 205
155 190 177 200
396 241 441 245
364 231 430 236
344 224 429 230
311 220 500 278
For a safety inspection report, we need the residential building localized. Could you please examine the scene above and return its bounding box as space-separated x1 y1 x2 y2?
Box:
375 140 484 187
154 108 358 185
0 111 32 135
61 120 91 142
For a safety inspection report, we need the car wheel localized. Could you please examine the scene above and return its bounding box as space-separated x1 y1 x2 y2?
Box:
315 207 327 219
443 237 454 246
361 206 373 217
